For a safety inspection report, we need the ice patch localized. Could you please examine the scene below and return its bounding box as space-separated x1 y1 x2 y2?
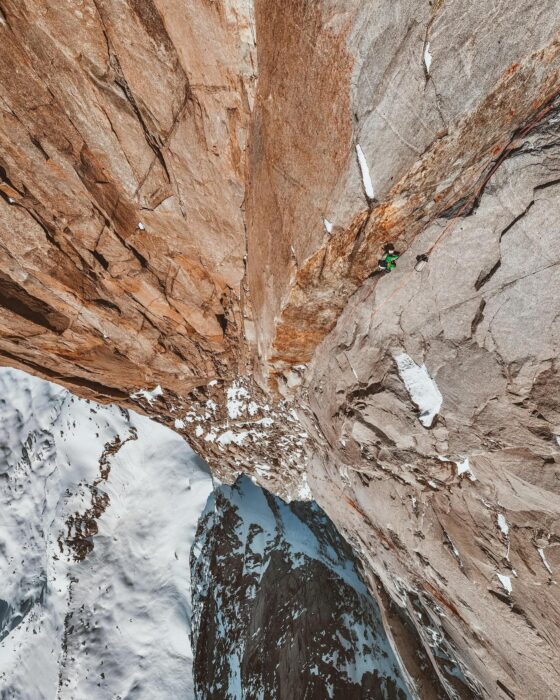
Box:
394 353 443 427
497 573 512 594
195 425 204 438
323 218 333 234
131 385 163 405
356 144 374 200
174 418 185 429
137 221 145 230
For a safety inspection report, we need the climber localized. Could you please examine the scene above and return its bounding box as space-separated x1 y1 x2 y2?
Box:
378 244 400 272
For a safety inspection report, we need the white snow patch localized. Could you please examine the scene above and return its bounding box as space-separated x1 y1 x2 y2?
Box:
457 457 476 481
208 379 218 387
226 382 250 419
497 513 509 537
394 353 442 427
195 425 204 438
497 573 512 594
137 221 145 230
255 464 271 478
247 401 259 416
356 144 374 200
217 430 249 446
297 472 313 501
323 218 333 234
174 418 185 429
424 42 432 73
206 399 218 413
131 385 163 405
538 548 553 574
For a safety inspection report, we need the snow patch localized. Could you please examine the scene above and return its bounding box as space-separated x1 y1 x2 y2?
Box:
356 144 374 200
457 457 476 481
394 353 443 427
424 42 432 73
323 218 333 234
538 548 553 574
217 430 249 446
226 382 250 419
497 573 512 594
297 472 313 501
497 513 509 537
131 385 163 405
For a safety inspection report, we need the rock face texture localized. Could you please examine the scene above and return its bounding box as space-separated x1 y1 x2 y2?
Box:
0 0 255 398
1 1 560 698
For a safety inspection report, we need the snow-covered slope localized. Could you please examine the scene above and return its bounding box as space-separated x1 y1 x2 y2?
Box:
0 367 213 699
191 476 412 699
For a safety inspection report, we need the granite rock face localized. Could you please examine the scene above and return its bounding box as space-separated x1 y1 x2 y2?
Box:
1 1 560 698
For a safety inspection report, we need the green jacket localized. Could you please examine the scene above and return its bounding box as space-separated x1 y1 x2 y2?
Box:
383 253 399 270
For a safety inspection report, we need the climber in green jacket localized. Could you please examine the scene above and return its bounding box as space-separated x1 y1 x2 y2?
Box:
378 244 400 272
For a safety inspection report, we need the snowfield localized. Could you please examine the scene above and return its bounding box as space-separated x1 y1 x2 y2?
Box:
0 368 213 699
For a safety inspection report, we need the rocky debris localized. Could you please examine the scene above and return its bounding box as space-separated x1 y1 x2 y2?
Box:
191 475 413 700
131 375 314 503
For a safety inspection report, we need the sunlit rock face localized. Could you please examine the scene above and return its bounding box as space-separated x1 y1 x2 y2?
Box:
1 1 560 698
